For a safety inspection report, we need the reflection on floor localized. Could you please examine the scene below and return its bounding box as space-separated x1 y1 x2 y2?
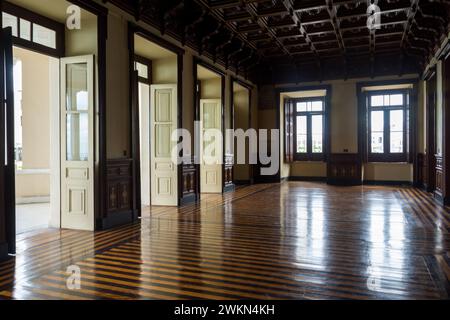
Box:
1 182 449 300
15 203 51 234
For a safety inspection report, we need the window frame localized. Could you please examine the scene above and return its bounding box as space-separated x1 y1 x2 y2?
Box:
367 89 408 163
2 1 65 58
293 97 326 161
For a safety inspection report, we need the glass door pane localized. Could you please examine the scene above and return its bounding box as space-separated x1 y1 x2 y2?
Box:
311 115 323 153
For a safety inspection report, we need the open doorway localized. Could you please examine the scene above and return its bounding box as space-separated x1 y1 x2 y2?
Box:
133 33 180 209
1 0 100 245
195 62 225 194
13 47 59 234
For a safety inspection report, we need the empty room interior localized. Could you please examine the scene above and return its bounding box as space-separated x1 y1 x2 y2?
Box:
1 0 450 304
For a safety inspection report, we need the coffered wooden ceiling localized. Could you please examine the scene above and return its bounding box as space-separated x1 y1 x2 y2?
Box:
106 0 450 83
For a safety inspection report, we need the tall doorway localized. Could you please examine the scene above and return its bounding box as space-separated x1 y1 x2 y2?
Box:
13 47 59 234
133 33 180 209
1 0 100 258
195 63 225 194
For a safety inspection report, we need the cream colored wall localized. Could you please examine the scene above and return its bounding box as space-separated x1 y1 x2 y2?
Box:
183 52 195 149
106 11 130 158
152 57 178 84
234 89 251 180
14 48 51 198
200 78 222 99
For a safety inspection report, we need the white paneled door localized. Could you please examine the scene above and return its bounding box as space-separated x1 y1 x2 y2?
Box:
200 99 223 193
61 55 95 231
150 85 178 206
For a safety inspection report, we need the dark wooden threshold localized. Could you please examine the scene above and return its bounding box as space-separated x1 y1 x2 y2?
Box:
97 209 138 230
224 184 236 193
234 180 252 186
0 242 9 262
180 193 198 206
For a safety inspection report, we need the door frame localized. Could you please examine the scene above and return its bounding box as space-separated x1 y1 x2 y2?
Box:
193 58 226 195
128 23 185 211
230 77 254 185
425 69 437 193
0 27 15 256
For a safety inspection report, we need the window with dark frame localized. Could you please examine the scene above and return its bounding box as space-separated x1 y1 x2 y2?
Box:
1 1 65 57
367 90 408 162
293 97 325 161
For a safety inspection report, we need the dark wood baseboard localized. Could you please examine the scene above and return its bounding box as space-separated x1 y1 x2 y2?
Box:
0 242 9 262
97 210 136 230
234 180 252 185
327 178 362 186
289 176 327 182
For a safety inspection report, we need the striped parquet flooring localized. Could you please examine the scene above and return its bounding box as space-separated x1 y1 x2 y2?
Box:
0 182 449 300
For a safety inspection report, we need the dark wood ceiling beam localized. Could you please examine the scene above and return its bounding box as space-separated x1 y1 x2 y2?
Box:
281 0 319 58
400 0 420 51
326 0 346 55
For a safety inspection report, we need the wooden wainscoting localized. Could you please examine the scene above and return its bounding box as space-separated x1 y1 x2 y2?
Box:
435 154 444 200
224 154 235 192
417 153 427 189
180 157 198 206
327 153 362 186
99 159 134 229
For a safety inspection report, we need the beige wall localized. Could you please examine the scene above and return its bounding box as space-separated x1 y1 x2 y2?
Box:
234 88 251 180
106 10 130 158
14 48 51 198
152 57 178 84
200 78 222 99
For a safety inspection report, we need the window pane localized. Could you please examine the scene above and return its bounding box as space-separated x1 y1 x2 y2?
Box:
311 115 323 153
390 110 404 153
66 63 89 111
135 62 148 79
67 113 89 161
383 95 390 106
296 116 307 153
371 110 384 153
311 101 323 111
297 135 307 153
2 12 18 37
390 132 403 153
33 24 56 49
296 102 307 112
371 132 384 153
296 116 307 135
389 94 403 106
20 19 31 40
371 95 384 107
371 110 384 132
390 110 403 131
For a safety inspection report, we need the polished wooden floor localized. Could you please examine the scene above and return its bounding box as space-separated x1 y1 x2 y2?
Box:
0 182 449 300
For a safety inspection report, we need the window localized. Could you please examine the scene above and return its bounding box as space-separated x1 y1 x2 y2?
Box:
294 98 325 161
2 2 64 57
368 91 408 162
